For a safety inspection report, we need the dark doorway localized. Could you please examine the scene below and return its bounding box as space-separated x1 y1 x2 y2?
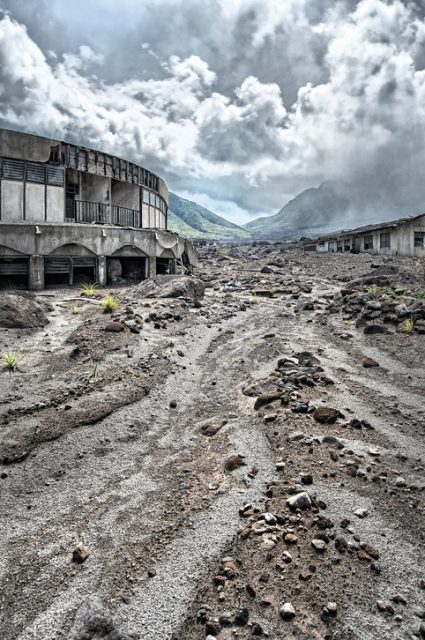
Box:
156 257 175 275
0 258 29 289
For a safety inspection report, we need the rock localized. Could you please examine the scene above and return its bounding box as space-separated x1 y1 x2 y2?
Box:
322 435 344 449
364 324 389 335
287 491 312 511
300 472 313 485
224 454 246 472
335 536 347 552
363 357 380 368
311 539 327 552
322 602 338 619
313 407 339 424
395 476 406 487
169 399 177 408
72 542 90 564
69 598 137 639
105 321 125 332
284 533 298 544
106 258 123 283
362 543 379 559
0 293 51 328
354 508 368 518
136 275 205 301
395 303 409 318
234 608 249 625
199 417 227 436
254 391 282 410
280 603 296 620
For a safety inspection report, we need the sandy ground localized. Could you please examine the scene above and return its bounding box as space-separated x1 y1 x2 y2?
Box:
0 247 424 640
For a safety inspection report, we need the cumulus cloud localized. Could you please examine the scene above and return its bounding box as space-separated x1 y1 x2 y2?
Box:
0 1 425 223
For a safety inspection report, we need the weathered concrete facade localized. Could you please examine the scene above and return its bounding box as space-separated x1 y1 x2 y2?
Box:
309 214 425 258
0 129 197 288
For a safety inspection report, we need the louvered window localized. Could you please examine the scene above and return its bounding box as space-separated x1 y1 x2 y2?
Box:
47 166 64 186
26 163 45 183
2 159 25 180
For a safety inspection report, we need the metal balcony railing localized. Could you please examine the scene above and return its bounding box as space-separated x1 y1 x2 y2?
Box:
111 205 140 228
65 200 140 227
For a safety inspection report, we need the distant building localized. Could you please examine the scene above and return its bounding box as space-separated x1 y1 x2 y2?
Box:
0 129 196 289
304 214 425 258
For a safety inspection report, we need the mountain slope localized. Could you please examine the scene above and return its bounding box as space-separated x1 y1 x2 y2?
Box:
168 192 251 240
245 181 354 239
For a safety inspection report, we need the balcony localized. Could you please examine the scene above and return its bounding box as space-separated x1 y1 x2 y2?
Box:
65 200 140 227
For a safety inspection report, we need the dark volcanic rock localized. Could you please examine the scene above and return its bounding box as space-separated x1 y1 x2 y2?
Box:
313 407 339 424
0 293 51 328
69 598 138 639
136 275 205 301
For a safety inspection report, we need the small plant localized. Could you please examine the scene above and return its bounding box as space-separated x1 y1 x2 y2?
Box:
416 288 425 302
80 282 98 297
384 286 395 297
367 285 381 298
3 349 22 371
89 362 98 379
401 317 414 334
101 294 119 313
71 305 81 314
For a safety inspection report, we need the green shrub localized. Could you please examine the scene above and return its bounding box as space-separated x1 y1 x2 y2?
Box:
3 349 22 371
80 282 98 297
400 317 414 334
101 294 119 312
367 285 381 298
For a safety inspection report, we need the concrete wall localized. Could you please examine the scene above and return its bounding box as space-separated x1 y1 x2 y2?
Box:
25 183 45 221
0 129 58 163
111 181 139 209
1 180 24 221
79 174 110 203
46 186 65 222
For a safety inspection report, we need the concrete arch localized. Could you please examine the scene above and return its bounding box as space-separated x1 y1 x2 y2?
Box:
111 245 149 258
159 248 177 259
48 242 96 257
0 243 26 256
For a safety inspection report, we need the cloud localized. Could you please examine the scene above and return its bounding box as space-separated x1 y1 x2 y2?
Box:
0 1 425 224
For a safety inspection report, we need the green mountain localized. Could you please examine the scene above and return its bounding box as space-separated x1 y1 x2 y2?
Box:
167 192 251 240
245 181 354 239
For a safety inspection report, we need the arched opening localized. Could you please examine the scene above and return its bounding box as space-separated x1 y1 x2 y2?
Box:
107 245 148 284
45 243 97 287
156 248 176 275
0 245 29 289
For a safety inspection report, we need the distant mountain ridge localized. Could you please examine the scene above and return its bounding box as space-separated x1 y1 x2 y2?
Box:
168 192 251 240
245 181 355 239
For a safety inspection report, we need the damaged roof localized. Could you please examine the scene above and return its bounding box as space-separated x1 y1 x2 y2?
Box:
313 212 425 243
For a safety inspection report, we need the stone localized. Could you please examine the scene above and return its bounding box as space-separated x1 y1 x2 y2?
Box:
313 407 339 424
284 533 298 544
300 473 313 485
287 492 312 511
354 508 368 518
169 399 177 408
280 603 296 620
395 476 406 487
254 391 282 410
322 602 338 619
0 293 51 329
363 357 380 368
105 321 125 332
72 542 90 564
224 454 245 472
69 598 137 639
136 275 205 301
234 608 249 625
323 435 344 449
311 539 327 552
199 417 227 437
335 537 347 553
364 324 389 335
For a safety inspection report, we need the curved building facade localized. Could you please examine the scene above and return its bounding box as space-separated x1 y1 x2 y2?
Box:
0 129 196 289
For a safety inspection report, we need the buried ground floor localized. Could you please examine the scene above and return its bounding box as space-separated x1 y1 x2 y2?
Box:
0 223 196 290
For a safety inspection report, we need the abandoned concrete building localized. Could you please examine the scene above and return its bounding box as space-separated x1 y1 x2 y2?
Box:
0 128 196 289
305 214 425 258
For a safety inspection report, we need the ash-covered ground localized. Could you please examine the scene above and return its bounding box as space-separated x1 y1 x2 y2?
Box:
0 245 424 640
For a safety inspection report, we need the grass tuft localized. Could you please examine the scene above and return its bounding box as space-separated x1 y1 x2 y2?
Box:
101 294 119 313
400 317 414 334
3 349 22 371
80 282 98 297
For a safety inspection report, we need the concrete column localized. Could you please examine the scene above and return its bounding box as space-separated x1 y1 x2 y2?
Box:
148 256 156 278
97 255 107 286
29 255 44 290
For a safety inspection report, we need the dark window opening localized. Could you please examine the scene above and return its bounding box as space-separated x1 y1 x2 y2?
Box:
414 232 425 248
364 234 374 250
26 163 45 183
380 232 391 249
47 166 65 186
2 159 25 180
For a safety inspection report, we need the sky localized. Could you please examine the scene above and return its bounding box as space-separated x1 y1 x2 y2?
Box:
0 0 425 225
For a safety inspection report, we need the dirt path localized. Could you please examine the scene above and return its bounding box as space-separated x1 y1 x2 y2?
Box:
1 252 424 640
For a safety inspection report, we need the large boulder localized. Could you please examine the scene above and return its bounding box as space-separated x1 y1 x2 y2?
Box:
0 293 51 328
136 275 205 301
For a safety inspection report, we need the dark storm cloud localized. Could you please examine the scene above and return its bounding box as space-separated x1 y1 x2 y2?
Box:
0 0 425 223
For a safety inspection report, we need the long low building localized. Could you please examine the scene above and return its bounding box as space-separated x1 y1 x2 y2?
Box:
0 128 196 289
305 213 425 258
